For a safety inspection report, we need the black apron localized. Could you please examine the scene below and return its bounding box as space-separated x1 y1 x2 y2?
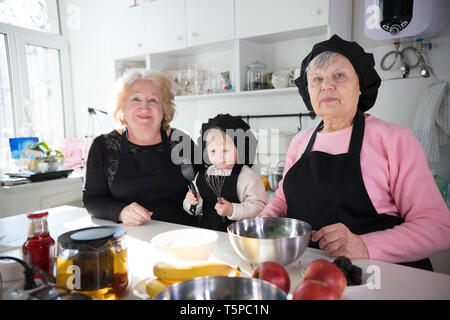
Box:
283 110 433 271
196 164 243 232
110 128 197 227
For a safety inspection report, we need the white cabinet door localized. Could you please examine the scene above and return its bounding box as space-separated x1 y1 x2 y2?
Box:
236 0 329 39
144 0 187 53
186 0 234 47
106 0 146 59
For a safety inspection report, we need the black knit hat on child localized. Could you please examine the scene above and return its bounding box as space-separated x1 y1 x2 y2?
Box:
199 113 257 167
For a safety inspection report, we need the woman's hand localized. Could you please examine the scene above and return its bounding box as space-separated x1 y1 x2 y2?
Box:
257 212 272 218
215 198 233 217
118 202 152 226
311 223 369 259
185 190 198 205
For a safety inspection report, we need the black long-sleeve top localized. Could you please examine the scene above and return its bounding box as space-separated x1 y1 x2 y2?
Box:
82 128 199 222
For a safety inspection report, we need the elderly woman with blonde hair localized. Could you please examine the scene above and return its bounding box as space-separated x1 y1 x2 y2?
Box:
83 70 198 226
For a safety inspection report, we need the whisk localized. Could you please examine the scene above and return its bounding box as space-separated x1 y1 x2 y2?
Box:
205 166 227 222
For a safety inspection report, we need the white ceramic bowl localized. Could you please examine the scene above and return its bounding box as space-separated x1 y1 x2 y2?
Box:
151 228 218 261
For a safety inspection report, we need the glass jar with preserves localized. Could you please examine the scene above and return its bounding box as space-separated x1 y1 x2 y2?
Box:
22 210 55 278
56 226 128 300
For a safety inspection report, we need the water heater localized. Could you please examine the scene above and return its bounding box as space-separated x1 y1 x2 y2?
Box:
365 0 449 41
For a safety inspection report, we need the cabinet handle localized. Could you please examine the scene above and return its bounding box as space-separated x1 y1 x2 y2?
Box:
176 35 183 41
191 32 199 38
313 8 322 16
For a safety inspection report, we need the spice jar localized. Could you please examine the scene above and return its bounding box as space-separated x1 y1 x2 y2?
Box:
22 210 55 278
56 226 128 300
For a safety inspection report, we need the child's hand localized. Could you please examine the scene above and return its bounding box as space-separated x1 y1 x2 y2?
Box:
185 190 198 205
215 197 233 217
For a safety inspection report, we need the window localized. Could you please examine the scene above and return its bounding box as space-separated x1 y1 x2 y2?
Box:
0 33 13 168
0 0 60 34
0 1 73 170
25 44 65 146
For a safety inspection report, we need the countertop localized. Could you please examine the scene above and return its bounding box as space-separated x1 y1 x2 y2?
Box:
1 205 449 300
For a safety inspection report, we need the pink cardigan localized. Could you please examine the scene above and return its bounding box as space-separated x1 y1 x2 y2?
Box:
264 115 450 263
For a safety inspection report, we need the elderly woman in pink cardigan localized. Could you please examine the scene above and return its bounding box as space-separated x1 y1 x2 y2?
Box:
259 35 450 270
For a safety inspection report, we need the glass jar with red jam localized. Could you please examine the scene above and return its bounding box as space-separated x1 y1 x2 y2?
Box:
22 210 55 278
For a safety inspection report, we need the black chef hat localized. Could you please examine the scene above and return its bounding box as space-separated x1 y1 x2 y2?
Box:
295 34 381 112
199 113 257 167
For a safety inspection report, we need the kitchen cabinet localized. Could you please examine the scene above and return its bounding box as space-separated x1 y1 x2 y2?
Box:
186 0 234 47
144 0 234 53
144 0 187 53
236 0 329 39
118 0 352 98
109 0 146 59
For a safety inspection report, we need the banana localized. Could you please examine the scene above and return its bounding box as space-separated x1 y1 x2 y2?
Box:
145 277 178 298
153 261 241 282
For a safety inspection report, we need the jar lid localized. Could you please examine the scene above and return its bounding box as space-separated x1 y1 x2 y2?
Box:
70 228 115 241
57 226 126 250
247 60 267 69
27 210 49 219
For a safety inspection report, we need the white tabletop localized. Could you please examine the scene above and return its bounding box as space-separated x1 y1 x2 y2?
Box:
1 206 449 300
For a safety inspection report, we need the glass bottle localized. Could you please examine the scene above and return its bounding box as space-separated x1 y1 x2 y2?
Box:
22 210 55 278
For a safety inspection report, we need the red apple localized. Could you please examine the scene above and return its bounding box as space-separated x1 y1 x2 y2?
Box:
303 259 347 297
251 261 290 294
293 279 340 300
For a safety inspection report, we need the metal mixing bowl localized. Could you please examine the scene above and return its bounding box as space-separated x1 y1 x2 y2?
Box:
227 217 312 266
153 276 287 300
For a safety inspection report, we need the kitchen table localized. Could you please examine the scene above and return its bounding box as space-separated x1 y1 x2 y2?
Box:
1 205 449 300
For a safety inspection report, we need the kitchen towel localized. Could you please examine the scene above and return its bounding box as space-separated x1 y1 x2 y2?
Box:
413 81 450 164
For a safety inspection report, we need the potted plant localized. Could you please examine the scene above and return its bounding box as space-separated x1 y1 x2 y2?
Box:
28 141 65 172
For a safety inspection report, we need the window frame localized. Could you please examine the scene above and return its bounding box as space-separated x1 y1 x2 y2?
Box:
0 16 74 143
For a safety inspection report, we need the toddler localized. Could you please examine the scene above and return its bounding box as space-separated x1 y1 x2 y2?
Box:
183 114 267 232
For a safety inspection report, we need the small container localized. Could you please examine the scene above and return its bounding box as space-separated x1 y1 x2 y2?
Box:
259 167 270 191
22 210 55 278
56 226 128 300
246 61 267 91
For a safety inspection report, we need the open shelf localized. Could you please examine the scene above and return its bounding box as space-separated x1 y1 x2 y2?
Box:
174 86 298 101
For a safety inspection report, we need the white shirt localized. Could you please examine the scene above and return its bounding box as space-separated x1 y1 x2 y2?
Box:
182 165 268 221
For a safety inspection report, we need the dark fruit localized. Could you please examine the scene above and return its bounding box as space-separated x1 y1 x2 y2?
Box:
333 256 352 272
350 265 362 285
333 257 363 286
